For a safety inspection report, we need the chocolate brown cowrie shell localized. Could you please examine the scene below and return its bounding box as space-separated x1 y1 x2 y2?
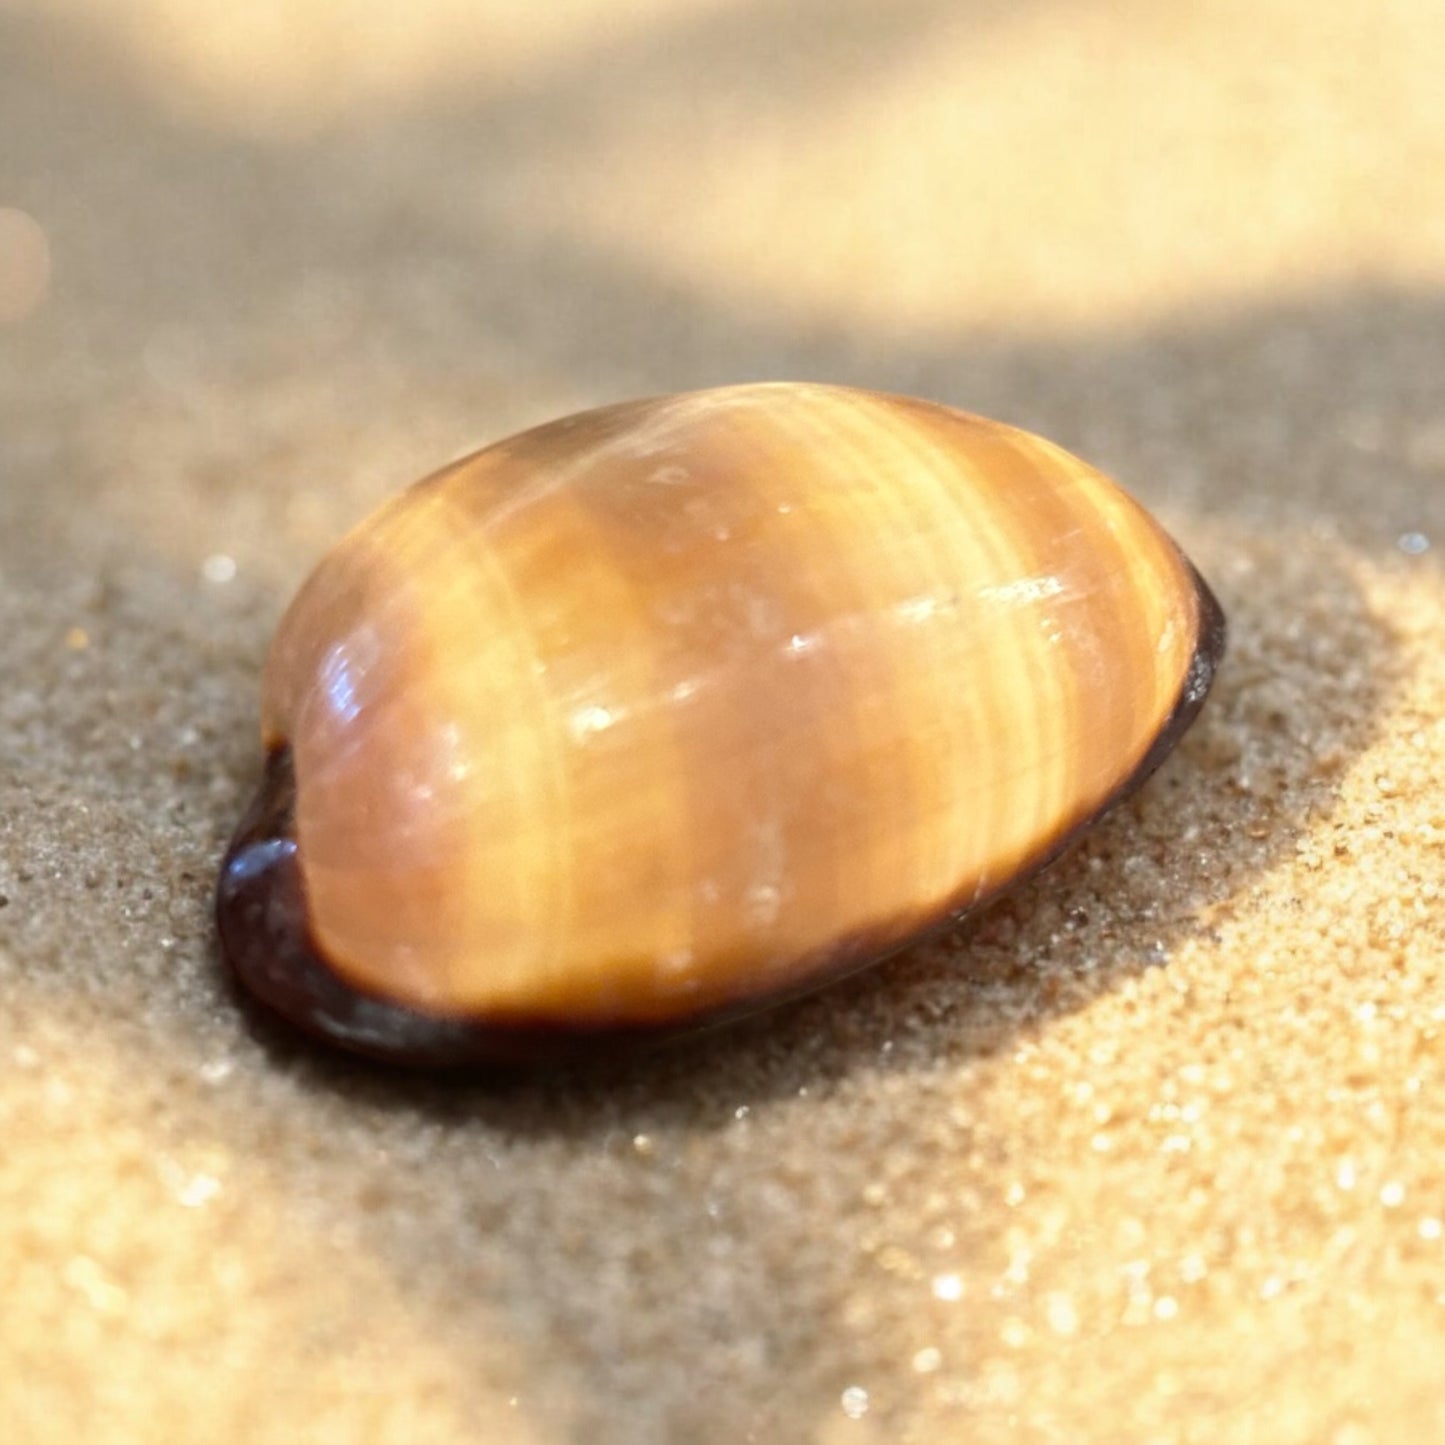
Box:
217 383 1225 1067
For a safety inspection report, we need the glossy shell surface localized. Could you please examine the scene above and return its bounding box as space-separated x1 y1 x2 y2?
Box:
217 383 1224 1066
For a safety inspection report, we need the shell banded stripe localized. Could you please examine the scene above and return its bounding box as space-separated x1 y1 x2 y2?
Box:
976 419 1200 856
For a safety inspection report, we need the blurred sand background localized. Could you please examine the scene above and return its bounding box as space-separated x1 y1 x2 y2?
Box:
3 1 1445 1440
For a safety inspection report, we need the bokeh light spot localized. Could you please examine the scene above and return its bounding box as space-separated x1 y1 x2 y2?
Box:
0 208 51 324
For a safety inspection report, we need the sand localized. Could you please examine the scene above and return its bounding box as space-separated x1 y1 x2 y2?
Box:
3 2 1444 1440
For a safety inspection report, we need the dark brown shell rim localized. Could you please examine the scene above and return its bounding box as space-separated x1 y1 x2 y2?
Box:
214 562 1227 1070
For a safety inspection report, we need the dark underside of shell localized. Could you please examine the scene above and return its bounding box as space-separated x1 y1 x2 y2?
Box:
214 565 1226 1070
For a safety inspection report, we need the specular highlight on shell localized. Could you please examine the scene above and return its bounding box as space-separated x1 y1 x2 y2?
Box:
216 382 1225 1067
